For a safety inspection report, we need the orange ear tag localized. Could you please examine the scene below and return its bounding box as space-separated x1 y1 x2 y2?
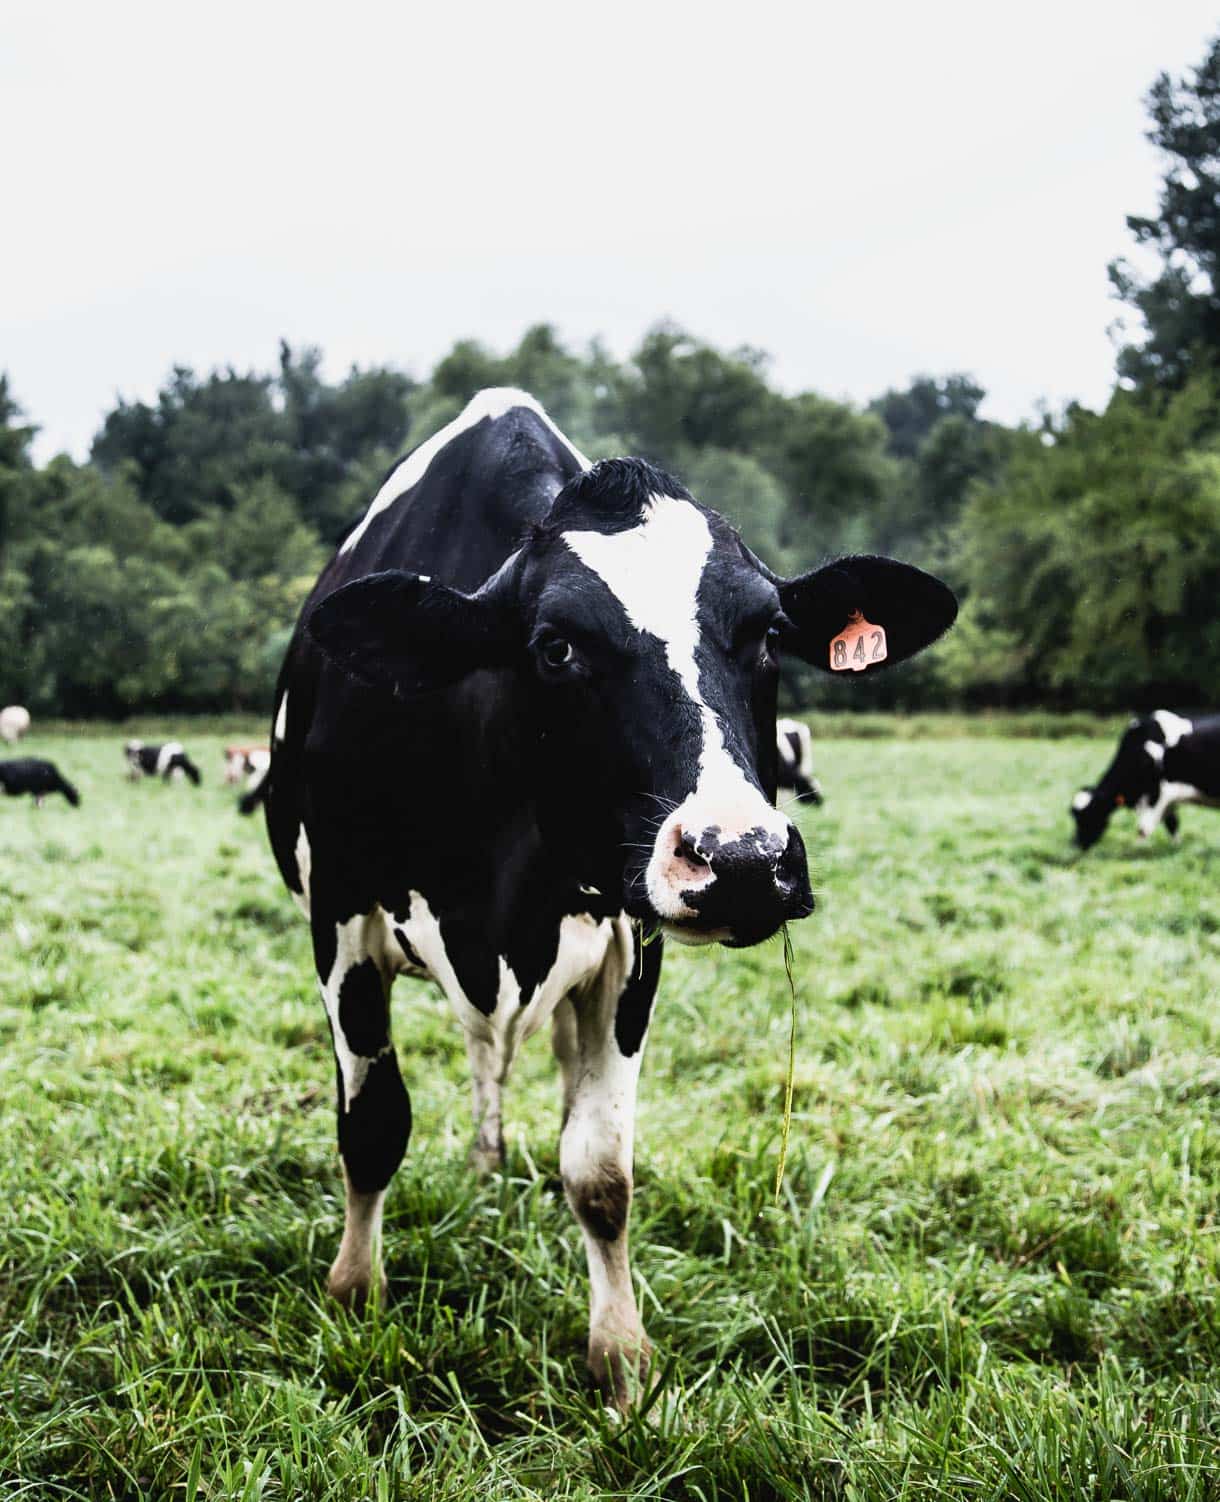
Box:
829 610 887 672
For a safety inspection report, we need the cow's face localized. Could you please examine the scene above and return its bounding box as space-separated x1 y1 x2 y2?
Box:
1070 787 1113 850
1072 726 1163 850
308 459 957 947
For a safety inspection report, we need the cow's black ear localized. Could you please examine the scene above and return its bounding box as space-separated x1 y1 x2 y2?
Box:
777 555 957 674
306 569 517 697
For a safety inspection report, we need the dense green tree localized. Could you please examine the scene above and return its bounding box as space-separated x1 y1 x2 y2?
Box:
616 324 783 464
950 379 1220 707
869 374 985 460
1110 32 1220 389
0 376 38 552
771 392 898 557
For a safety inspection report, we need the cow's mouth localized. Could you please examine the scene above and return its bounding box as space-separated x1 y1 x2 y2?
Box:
660 918 735 946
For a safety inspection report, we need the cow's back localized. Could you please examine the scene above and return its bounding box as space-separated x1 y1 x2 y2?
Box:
265 391 587 903
316 390 586 599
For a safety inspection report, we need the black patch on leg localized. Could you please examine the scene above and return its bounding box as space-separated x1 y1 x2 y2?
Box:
312 920 338 989
614 930 662 1057
569 1162 630 1242
338 958 388 1055
1165 807 1180 838
338 1051 412 1193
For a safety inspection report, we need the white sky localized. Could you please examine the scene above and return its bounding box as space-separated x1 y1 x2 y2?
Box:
3 1 1217 461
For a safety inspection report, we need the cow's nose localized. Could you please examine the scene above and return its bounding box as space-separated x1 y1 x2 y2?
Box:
674 829 711 875
674 822 813 930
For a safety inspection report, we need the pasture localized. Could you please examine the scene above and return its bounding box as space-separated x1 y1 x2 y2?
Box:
2 726 1219 1500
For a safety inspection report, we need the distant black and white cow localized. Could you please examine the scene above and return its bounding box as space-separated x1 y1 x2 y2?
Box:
776 717 823 805
258 389 956 1407
224 744 270 787
0 758 79 807
1071 710 1220 850
124 740 202 785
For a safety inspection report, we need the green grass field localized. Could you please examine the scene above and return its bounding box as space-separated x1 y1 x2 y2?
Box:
2 727 1219 1500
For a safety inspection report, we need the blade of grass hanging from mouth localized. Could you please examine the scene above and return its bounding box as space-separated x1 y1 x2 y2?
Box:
775 922 798 1201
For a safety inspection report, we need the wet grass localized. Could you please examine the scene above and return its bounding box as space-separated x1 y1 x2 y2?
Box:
2 727 1219 1498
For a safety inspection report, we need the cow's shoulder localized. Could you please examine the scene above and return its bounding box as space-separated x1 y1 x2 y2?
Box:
338 389 588 569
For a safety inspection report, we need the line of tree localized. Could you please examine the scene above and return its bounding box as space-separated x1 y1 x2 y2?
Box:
1 32 1216 719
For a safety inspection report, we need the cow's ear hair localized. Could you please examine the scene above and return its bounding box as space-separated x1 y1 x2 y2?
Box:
776 555 957 674
305 569 517 697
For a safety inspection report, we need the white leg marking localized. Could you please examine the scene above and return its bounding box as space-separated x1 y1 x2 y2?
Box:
292 824 312 916
466 1031 507 1174
1138 781 1206 839
328 1166 387 1306
320 915 393 1110
552 919 651 1407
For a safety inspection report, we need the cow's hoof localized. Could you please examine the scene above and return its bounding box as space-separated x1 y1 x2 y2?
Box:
588 1329 653 1413
326 1263 387 1311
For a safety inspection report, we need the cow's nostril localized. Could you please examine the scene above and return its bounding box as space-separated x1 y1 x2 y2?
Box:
675 831 710 869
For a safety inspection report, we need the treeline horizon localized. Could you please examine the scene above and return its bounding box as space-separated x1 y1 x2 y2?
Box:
1 33 1217 721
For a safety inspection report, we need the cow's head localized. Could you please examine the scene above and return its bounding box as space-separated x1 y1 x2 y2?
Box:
1071 716 1171 850
308 459 956 946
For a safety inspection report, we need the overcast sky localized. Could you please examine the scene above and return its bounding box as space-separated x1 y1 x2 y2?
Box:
4 2 1217 461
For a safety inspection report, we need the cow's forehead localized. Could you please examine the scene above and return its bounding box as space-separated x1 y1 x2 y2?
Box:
561 496 713 669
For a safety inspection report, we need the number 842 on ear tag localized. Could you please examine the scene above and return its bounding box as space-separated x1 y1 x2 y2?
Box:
829 610 887 672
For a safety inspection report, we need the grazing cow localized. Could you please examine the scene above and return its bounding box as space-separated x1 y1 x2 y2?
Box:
223 744 271 786
776 717 823 805
0 758 79 807
124 740 202 785
259 388 956 1406
1071 710 1220 850
0 706 31 744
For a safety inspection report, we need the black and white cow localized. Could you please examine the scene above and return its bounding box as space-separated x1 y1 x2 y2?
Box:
124 740 202 785
224 744 271 787
1071 710 1220 850
776 717 823 805
0 758 79 807
259 388 956 1407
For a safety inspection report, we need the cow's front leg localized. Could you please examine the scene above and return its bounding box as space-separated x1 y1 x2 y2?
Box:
314 910 410 1308
553 924 661 1409
465 1029 507 1175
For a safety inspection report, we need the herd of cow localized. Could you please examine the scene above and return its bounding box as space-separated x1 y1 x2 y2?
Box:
6 388 1218 1410
0 724 271 809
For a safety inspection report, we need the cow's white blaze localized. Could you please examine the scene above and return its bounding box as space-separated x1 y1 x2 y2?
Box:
1071 789 1093 812
341 388 590 555
274 691 289 743
1153 709 1193 747
562 495 790 930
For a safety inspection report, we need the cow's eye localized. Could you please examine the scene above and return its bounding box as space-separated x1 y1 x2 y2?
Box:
539 637 574 669
764 621 784 658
